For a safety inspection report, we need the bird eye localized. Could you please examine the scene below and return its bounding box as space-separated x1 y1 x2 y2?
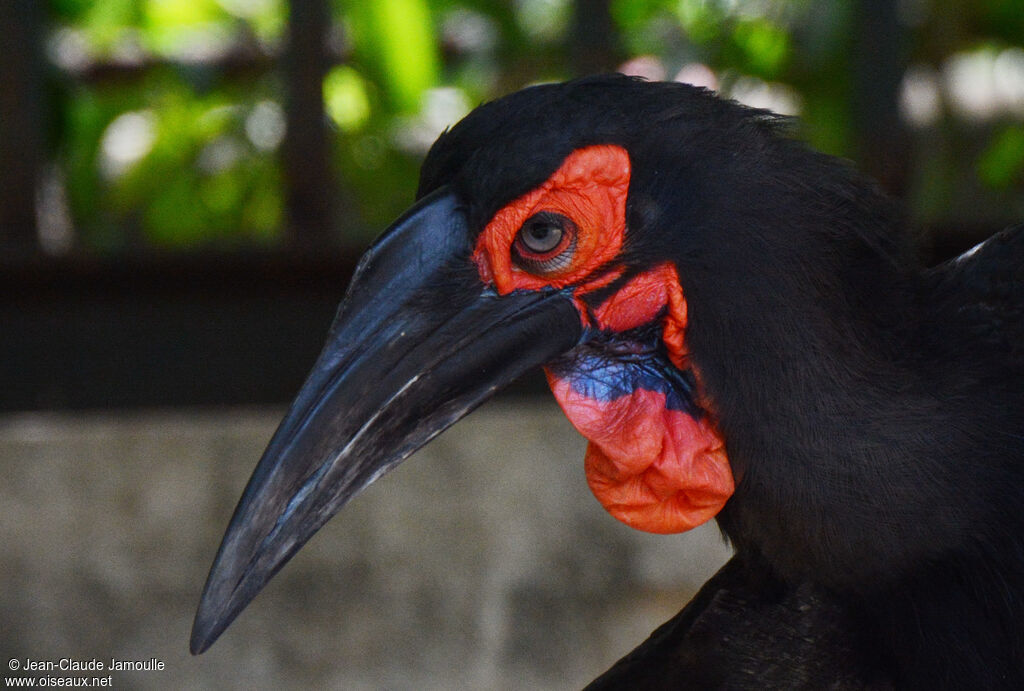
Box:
512 211 577 275
521 217 563 252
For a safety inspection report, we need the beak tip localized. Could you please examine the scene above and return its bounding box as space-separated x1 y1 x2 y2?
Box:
189 621 216 656
190 595 228 655
190 587 245 655
189 635 210 657
190 544 282 656
190 568 244 656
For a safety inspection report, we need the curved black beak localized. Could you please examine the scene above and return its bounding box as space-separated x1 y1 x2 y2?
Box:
190 190 582 654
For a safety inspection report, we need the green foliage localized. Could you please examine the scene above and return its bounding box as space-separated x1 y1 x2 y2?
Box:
343 0 440 113
50 0 285 53
675 0 722 44
730 18 790 79
324 66 371 132
61 72 284 250
978 126 1024 189
38 0 1024 253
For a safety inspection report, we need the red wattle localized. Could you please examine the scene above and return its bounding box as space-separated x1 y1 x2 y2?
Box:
547 372 734 534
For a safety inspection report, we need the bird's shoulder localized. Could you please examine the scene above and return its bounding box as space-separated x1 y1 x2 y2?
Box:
924 224 1024 372
584 554 894 690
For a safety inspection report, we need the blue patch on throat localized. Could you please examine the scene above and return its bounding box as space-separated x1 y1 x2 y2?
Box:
548 328 701 417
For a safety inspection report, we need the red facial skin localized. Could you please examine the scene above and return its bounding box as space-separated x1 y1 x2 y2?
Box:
473 145 734 534
472 145 629 292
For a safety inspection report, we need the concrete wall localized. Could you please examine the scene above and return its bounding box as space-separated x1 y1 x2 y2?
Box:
1 400 732 690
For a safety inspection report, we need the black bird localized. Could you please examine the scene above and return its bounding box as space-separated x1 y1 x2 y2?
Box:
191 76 1024 688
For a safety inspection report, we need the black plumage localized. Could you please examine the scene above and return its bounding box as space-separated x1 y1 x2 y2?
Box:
425 75 1024 688
194 75 1024 688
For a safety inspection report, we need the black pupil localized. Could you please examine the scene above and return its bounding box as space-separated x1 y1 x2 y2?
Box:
522 219 563 253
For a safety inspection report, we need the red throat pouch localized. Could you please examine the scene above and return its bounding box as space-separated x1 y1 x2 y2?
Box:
548 266 734 534
548 373 733 534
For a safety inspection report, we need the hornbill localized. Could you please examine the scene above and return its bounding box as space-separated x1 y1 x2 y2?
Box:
191 76 1024 688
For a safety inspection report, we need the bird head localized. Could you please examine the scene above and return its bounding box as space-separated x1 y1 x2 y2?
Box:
191 75 906 653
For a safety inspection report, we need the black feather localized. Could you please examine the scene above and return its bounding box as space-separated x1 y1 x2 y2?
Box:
418 75 1024 689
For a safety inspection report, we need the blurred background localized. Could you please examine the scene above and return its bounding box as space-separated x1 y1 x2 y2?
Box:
1 0 1022 688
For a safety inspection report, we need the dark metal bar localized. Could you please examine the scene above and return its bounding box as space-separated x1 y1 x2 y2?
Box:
282 0 336 248
569 0 623 76
0 215 976 411
61 44 350 88
0 0 45 251
851 0 910 199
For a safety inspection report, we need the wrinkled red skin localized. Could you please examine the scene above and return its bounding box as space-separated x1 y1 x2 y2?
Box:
474 145 734 534
472 145 629 292
547 376 733 533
